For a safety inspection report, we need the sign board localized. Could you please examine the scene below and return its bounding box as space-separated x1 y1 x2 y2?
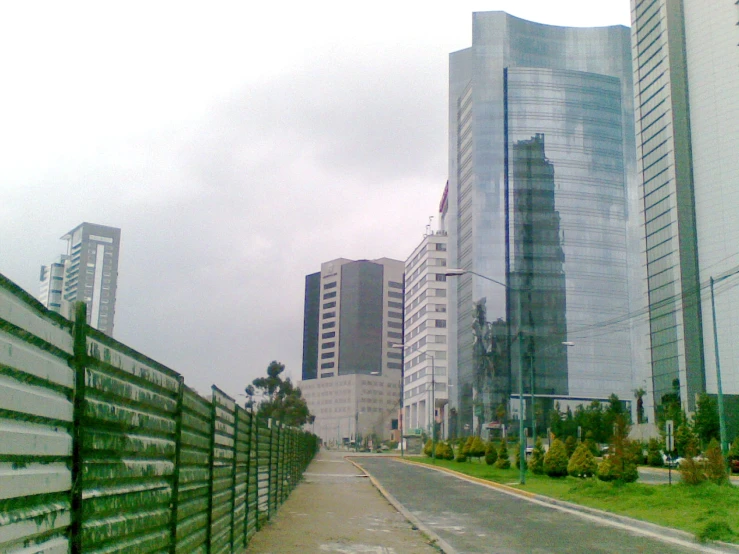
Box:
665 420 674 452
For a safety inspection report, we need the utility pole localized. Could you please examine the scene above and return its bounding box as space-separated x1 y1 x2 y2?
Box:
710 276 728 455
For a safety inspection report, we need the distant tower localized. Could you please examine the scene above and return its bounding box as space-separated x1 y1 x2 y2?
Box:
40 222 121 336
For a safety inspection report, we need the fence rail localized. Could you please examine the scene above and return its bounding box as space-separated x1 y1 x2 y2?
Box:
0 273 318 553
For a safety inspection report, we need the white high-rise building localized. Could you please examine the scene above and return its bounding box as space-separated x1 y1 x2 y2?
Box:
39 223 121 336
402 210 449 439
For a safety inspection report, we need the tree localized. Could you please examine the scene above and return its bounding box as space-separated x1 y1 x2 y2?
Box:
495 438 511 469
469 436 486 463
530 438 545 475
704 439 728 485
247 361 311 427
564 436 577 458
633 387 646 424
693 393 720 448
598 428 638 483
485 441 498 465
544 438 569 477
675 421 699 457
647 438 664 467
568 442 597 478
424 439 434 458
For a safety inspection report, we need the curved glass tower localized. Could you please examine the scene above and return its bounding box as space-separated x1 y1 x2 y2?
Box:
447 12 647 436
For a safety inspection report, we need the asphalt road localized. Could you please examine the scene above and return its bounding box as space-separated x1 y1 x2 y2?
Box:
356 457 710 554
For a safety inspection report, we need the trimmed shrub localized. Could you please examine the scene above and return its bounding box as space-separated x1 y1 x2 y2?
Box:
544 438 569 477
495 438 511 469
530 438 545 475
647 438 664 467
423 439 433 458
704 439 728 485
469 436 486 462
568 442 597 478
436 441 454 461
565 436 577 458
597 457 616 481
485 441 498 466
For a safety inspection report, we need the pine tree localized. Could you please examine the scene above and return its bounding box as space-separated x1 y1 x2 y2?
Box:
469 436 486 462
495 437 511 469
568 442 598 478
485 441 498 465
544 438 569 477
565 435 577 458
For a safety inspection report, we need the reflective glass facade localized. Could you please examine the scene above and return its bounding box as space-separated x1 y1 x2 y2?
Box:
448 12 647 435
632 0 739 418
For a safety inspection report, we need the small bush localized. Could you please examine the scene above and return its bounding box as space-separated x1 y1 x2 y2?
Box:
680 456 707 486
568 442 598 478
704 439 728 485
485 441 498 466
597 457 616 482
544 438 569 477
530 438 545 475
423 439 433 458
696 519 737 543
495 438 511 469
436 441 454 460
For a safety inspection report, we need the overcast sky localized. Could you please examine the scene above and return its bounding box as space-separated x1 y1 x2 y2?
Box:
0 1 630 400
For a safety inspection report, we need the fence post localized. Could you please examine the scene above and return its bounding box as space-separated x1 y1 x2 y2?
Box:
70 302 88 554
205 388 217 553
169 375 185 553
229 405 240 552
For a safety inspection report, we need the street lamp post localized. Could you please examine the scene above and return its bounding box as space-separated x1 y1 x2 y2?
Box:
709 276 729 455
445 268 526 484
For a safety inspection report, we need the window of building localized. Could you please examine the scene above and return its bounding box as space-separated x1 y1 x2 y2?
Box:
387 331 402 339
322 311 336 319
388 291 403 299
388 300 403 309
435 274 446 282
387 311 403 320
388 362 402 370
435 243 447 251
435 320 447 328
323 281 337 289
320 372 335 378
323 291 337 299
323 301 336 309
320 362 334 369
388 281 403 289
322 331 336 339
321 352 335 359
322 341 336 349
388 321 402 329
322 321 336 329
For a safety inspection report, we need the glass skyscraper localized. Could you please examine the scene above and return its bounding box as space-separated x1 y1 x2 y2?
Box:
632 0 739 428
447 12 648 435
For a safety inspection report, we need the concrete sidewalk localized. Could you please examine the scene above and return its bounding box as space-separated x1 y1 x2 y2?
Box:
245 449 440 553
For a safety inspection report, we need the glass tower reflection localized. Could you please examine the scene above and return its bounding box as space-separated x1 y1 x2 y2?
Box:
448 12 646 436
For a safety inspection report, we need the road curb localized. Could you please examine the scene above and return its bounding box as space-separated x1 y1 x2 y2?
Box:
347 457 458 554
393 457 739 554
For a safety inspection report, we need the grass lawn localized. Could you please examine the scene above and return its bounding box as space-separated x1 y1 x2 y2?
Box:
411 457 739 543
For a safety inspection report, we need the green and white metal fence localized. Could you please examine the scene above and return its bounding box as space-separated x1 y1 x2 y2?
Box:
0 273 318 553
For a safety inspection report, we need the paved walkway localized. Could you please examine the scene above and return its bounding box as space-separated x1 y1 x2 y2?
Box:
247 451 739 553
245 449 440 553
